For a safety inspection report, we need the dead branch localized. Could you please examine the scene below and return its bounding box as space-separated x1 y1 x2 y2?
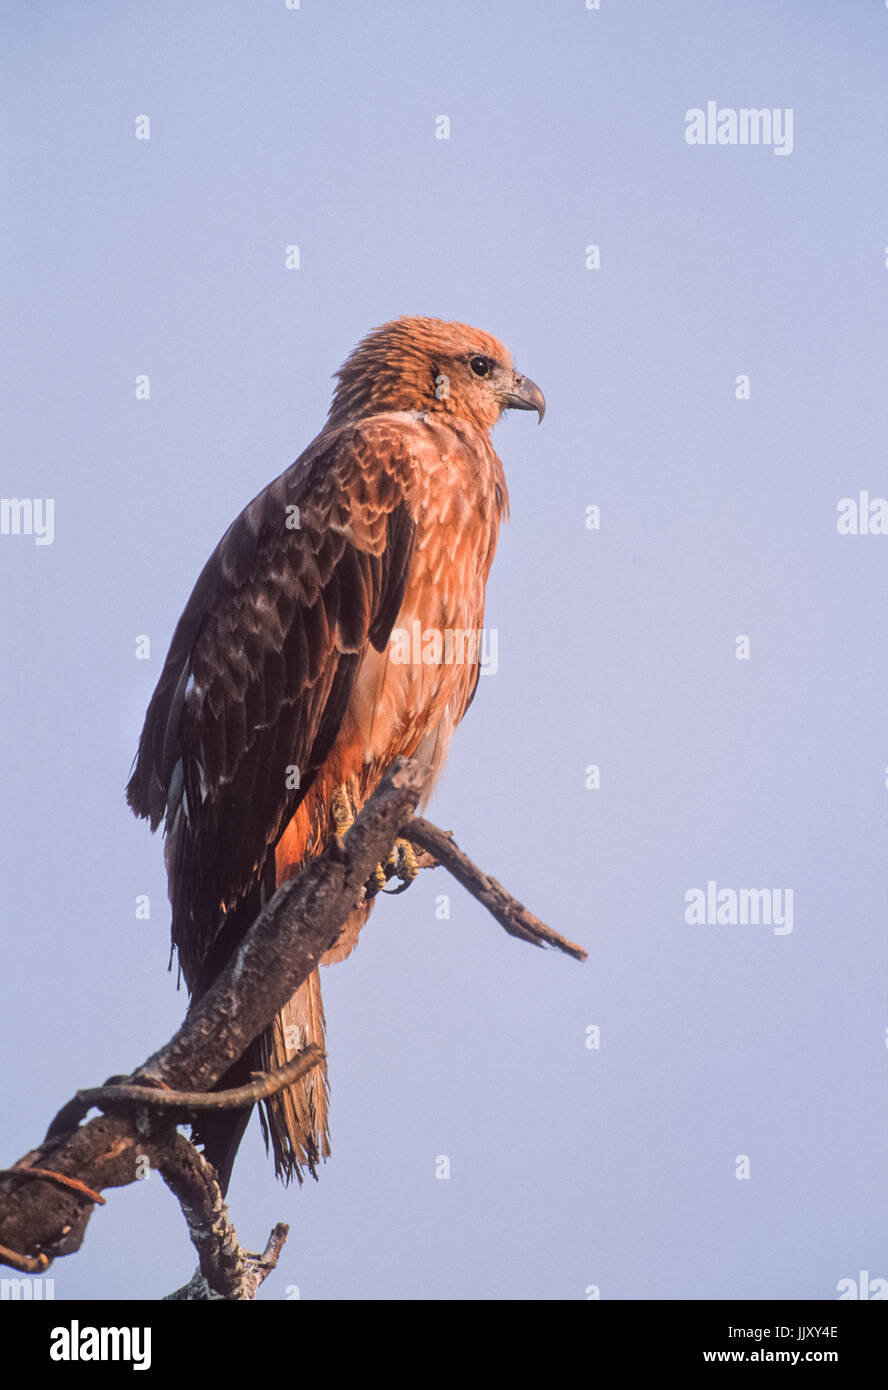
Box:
405 816 588 960
46 1047 325 1136
0 758 430 1291
154 1132 288 1300
0 755 584 1298
164 1224 289 1301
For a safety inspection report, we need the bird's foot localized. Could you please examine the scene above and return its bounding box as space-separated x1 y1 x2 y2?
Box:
334 788 418 898
366 837 420 898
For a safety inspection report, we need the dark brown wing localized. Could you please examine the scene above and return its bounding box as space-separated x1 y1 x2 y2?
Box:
126 418 415 993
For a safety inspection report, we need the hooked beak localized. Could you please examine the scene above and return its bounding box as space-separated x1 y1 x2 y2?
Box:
502 372 546 424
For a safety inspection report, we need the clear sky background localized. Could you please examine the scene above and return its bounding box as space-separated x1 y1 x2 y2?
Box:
2 0 886 1301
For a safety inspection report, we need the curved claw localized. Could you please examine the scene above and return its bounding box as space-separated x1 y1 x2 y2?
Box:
382 874 413 896
365 837 420 897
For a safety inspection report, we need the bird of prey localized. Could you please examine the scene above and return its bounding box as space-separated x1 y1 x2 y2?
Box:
126 316 545 1192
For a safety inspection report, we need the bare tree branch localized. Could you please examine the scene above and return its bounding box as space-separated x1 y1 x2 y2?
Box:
154 1132 288 1300
46 1047 325 1135
405 817 588 960
0 758 430 1287
164 1223 290 1301
0 755 585 1297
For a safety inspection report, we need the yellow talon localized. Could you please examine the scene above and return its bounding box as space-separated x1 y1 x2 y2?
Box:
364 837 420 898
382 837 419 895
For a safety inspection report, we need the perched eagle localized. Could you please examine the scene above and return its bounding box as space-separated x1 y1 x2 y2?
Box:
126 316 545 1192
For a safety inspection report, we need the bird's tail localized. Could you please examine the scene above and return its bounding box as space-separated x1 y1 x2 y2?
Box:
254 970 331 1183
253 891 373 1183
190 972 330 1192
193 898 373 1192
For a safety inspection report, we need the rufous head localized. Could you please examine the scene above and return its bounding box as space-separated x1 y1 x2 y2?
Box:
328 316 545 434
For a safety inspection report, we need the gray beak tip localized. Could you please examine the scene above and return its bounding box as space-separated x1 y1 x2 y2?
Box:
505 373 546 423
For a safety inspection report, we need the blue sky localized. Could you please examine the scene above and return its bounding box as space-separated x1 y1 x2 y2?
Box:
1 0 886 1300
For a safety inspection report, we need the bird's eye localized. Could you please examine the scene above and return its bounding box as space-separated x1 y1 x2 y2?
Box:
469 355 493 378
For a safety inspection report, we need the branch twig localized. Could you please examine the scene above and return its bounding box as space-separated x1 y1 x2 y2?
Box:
405 817 587 961
46 1047 325 1137
155 1131 288 1300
